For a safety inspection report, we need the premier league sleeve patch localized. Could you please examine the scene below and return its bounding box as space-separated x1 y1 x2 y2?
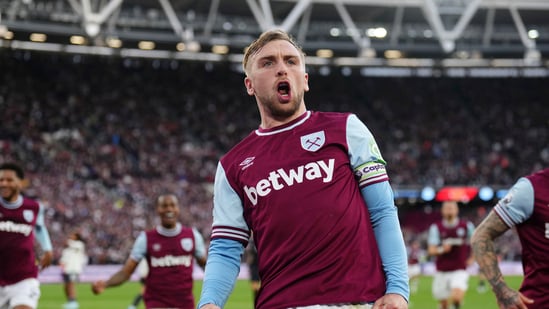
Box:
353 161 388 187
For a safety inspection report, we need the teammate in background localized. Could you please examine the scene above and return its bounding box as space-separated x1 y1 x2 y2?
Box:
91 194 207 309
0 163 53 309
60 232 87 309
471 168 549 309
127 259 149 309
427 200 475 309
197 29 409 309
245 237 260 306
407 239 426 294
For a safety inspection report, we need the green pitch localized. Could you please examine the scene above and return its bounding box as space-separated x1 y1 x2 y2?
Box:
38 276 523 309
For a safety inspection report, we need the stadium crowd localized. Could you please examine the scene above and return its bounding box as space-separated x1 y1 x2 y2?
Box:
1 49 548 264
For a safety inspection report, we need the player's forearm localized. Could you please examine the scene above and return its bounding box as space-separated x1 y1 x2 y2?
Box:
105 270 132 288
362 182 409 301
197 238 243 308
471 212 511 294
472 236 506 288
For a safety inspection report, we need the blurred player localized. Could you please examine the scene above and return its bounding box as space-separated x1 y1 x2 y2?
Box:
245 236 260 306
407 239 426 294
197 29 409 309
0 163 53 309
427 200 475 309
91 194 207 309
60 232 87 309
472 167 549 309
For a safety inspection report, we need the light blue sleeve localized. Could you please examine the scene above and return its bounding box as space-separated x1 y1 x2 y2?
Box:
361 181 410 302
197 238 244 308
192 228 207 260
467 221 475 239
427 224 441 246
129 231 147 262
347 114 408 300
494 178 535 227
35 202 53 251
211 162 250 237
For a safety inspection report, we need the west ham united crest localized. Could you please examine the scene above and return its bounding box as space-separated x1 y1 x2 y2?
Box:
181 238 193 251
301 131 325 152
23 210 34 222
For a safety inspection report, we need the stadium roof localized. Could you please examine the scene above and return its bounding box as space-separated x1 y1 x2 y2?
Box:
1 0 549 69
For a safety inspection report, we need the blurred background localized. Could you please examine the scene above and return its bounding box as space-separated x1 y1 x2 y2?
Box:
1 0 548 268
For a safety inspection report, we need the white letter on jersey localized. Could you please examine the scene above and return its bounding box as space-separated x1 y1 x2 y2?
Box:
243 159 335 207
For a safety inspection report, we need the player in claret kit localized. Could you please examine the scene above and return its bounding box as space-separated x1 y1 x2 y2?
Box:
472 167 549 309
197 29 409 309
92 194 206 309
0 163 53 309
427 201 475 309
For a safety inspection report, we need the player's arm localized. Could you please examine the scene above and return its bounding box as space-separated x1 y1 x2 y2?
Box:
426 225 450 256
465 221 476 266
346 114 409 304
193 228 208 269
92 258 139 294
471 212 511 292
198 238 244 309
197 162 249 309
92 232 146 294
471 178 534 308
35 202 53 269
362 182 409 304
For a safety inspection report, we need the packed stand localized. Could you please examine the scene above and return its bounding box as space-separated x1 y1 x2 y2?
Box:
1 49 547 263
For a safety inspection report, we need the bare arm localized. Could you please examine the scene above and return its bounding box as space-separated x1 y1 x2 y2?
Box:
471 211 533 308
92 258 139 294
196 255 207 269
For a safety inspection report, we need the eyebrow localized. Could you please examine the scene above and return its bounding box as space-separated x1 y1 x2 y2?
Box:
256 54 300 63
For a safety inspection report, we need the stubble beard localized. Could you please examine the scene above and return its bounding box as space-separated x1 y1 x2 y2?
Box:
262 92 304 120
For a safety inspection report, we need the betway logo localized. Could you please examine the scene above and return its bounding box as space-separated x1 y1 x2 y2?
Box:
0 220 33 236
244 159 335 206
151 254 192 268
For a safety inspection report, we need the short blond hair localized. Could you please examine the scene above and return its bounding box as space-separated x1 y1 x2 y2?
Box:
243 29 306 74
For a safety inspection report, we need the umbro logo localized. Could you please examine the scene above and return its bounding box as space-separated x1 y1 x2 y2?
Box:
240 157 255 170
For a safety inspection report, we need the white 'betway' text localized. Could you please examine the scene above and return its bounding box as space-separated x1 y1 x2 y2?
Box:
244 158 335 206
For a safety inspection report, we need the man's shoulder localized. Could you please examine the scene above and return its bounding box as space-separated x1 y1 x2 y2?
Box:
311 110 352 121
21 196 40 209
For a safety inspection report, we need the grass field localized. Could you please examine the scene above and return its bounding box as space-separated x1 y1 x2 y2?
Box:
38 275 523 309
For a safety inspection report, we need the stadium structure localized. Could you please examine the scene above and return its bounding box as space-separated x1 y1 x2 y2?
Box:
1 0 549 76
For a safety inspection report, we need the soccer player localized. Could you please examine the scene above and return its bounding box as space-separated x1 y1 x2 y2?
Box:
197 29 409 309
60 232 87 309
427 200 475 309
407 239 426 294
471 168 549 309
91 194 207 309
0 163 53 309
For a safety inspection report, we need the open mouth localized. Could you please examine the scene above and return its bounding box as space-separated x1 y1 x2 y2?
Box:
277 81 291 101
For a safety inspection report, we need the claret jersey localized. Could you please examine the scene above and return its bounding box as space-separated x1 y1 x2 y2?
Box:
495 168 549 308
211 111 388 308
0 196 40 286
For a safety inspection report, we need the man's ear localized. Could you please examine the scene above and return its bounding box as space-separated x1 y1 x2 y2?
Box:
245 77 254 96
